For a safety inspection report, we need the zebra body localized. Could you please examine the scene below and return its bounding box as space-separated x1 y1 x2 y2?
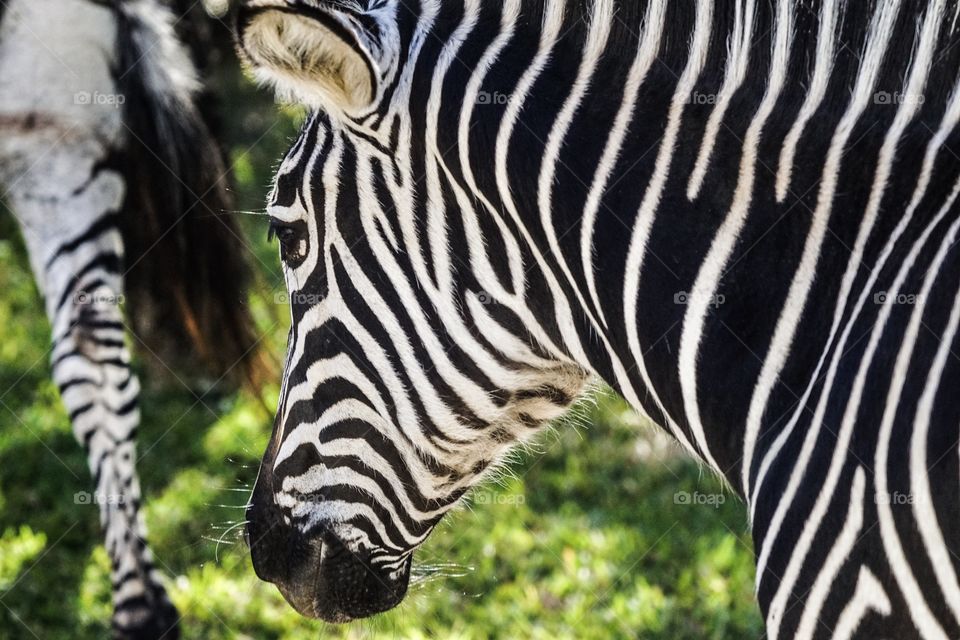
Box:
0 1 257 638
238 0 960 638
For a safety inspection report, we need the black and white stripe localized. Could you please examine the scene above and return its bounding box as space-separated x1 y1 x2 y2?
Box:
1 1 258 638
241 1 960 637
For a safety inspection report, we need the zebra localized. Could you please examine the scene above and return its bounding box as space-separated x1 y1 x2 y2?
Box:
238 0 960 637
0 0 260 638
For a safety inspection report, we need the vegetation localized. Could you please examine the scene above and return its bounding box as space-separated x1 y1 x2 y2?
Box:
0 68 762 639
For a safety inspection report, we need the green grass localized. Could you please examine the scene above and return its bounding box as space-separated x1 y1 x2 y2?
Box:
0 71 763 639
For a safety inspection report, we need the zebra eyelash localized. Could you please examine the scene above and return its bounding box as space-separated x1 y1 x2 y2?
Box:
266 219 286 243
267 218 300 243
267 218 309 266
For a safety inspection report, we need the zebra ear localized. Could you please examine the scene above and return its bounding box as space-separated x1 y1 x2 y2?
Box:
238 0 386 113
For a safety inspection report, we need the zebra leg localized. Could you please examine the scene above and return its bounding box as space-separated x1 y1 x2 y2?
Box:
51 260 180 640
2 149 179 639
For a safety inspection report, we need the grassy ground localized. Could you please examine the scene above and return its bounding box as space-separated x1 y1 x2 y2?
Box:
0 69 763 639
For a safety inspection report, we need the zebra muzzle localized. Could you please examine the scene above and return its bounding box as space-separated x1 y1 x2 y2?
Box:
247 455 411 622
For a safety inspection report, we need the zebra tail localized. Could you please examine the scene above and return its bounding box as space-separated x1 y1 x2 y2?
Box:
113 0 268 389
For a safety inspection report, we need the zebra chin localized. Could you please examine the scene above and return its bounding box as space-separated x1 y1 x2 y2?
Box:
246 456 412 622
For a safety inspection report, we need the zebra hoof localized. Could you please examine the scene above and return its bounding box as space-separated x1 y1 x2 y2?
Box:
111 598 180 640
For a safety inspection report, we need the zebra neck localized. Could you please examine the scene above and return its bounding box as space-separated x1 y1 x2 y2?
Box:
376 1 960 494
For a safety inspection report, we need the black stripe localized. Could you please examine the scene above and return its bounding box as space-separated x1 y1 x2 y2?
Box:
54 252 123 311
514 385 572 406
45 212 121 270
69 402 96 422
52 350 129 369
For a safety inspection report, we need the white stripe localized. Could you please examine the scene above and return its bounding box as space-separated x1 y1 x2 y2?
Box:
538 0 613 328
794 466 866 640
869 183 960 640
456 0 526 300
282 353 448 494
276 126 341 445
686 0 756 200
764 8 948 636
281 296 457 467
774 0 840 203
873 206 960 640
747 0 903 518
335 234 502 434
424 0 481 300
388 1 559 387
276 400 449 522
911 277 960 626
465 292 563 369
279 462 438 544
581 0 667 328
622 0 714 459
355 148 399 251
750 59 960 517
356 180 548 418
833 567 892 640
302 499 407 552
679 0 792 475
493 0 595 368
765 172 960 639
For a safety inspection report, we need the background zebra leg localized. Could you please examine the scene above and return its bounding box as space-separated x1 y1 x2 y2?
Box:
51 282 180 640
4 155 180 639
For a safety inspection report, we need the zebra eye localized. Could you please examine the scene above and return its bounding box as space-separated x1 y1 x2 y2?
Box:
268 219 308 266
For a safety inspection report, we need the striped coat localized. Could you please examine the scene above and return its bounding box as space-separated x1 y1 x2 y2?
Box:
239 1 960 638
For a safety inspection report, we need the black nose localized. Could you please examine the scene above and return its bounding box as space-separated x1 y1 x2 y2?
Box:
246 467 410 622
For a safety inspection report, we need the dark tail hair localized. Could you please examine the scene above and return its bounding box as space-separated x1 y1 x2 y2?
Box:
113 0 267 389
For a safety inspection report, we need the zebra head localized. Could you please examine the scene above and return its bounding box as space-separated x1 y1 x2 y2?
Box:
238 0 590 622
